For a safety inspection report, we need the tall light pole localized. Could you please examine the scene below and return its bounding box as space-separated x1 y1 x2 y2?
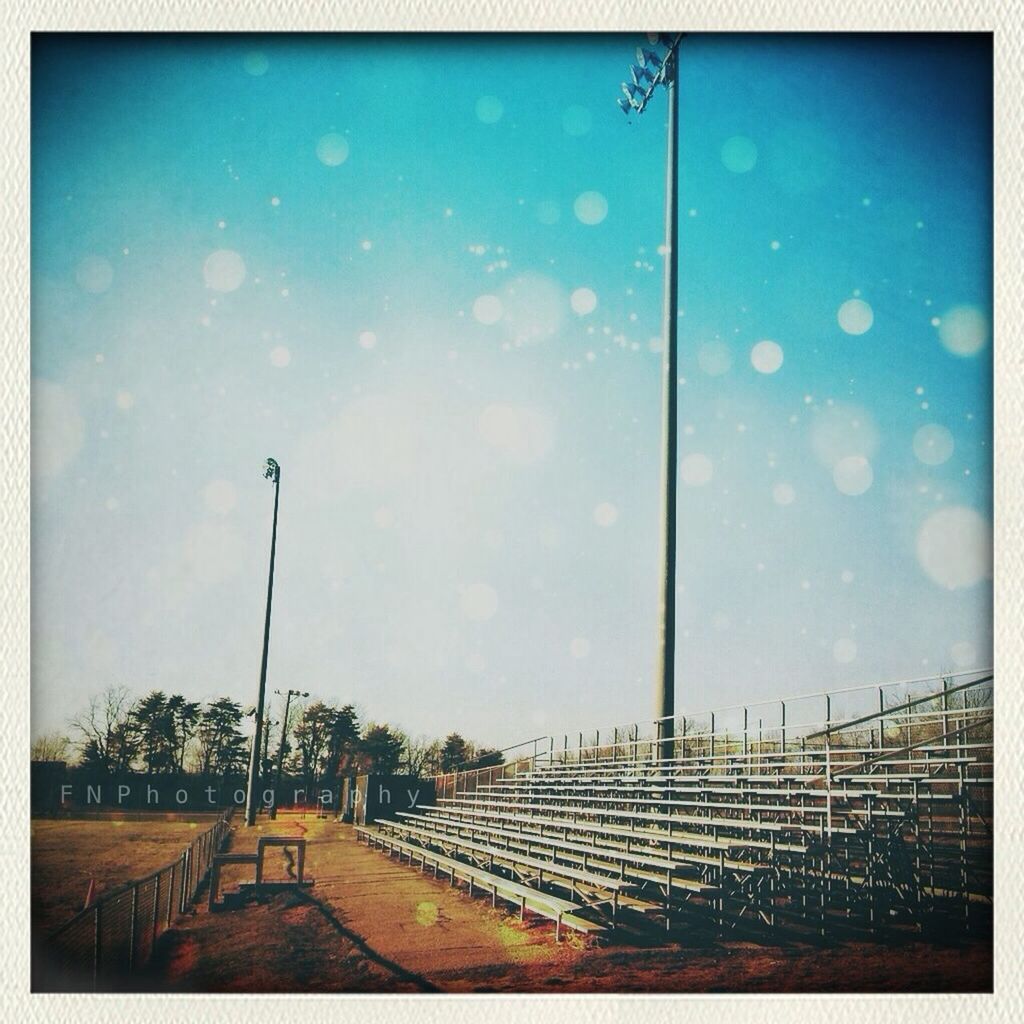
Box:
270 687 308 820
245 457 282 827
619 34 685 751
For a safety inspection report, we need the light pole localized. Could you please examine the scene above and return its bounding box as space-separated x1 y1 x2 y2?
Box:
619 34 685 752
245 457 282 827
270 687 308 819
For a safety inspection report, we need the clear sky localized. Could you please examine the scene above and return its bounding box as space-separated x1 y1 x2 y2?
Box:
31 33 993 749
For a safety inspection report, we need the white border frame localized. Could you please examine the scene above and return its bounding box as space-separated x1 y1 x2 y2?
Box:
4 3 1019 1021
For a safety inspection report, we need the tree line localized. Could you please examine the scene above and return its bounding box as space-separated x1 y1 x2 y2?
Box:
31 685 505 791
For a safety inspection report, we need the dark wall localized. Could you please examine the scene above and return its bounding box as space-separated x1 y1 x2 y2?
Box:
352 775 436 825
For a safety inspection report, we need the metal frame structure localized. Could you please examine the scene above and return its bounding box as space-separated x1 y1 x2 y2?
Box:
366 670 991 941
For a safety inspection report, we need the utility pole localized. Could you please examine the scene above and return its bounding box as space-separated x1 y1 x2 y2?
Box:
270 688 308 820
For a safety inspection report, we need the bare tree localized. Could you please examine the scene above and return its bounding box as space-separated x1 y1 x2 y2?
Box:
403 735 441 777
69 685 139 771
31 731 71 762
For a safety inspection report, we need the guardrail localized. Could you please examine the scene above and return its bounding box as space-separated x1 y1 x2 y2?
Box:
35 808 234 992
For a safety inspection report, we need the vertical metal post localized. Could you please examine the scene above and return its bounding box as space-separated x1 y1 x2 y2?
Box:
93 901 101 990
246 459 281 827
151 872 161 948
128 882 138 973
877 686 885 751
179 851 188 913
167 861 176 928
654 51 680 754
942 675 951 749
824 694 833 836
780 701 787 763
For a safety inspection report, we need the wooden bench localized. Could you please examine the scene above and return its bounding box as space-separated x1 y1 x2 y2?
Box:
354 825 604 940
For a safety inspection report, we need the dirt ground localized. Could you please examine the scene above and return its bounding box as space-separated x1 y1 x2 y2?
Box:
32 814 221 935
143 815 992 994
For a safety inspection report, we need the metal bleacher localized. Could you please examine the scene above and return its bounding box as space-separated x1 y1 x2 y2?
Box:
355 670 993 941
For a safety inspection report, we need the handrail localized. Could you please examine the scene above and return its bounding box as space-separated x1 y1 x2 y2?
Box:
805 674 992 740
650 667 992 724
447 734 550 772
831 713 993 777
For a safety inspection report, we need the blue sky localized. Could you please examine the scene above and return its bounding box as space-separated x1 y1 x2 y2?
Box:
31 33 992 748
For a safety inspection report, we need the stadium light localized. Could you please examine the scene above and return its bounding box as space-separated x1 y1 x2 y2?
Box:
618 33 685 751
245 457 282 827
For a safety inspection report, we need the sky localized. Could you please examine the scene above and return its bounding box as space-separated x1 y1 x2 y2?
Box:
31 33 993 750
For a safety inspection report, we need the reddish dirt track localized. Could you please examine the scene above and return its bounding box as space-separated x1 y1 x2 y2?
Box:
140 816 991 994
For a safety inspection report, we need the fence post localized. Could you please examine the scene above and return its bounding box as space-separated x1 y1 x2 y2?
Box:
93 901 102 990
127 882 138 973
166 862 175 929
152 872 161 948
780 701 786 761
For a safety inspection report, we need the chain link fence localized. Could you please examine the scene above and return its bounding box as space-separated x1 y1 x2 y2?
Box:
34 809 234 992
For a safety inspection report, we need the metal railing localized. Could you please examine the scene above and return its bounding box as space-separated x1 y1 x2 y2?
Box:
434 735 551 802
552 668 991 771
436 669 993 796
35 808 234 992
